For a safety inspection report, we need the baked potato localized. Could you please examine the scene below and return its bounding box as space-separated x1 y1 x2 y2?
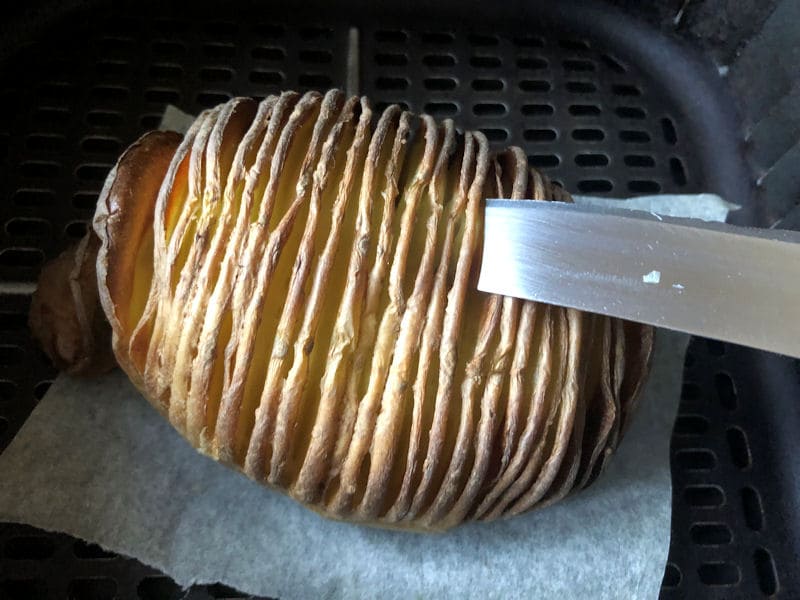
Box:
31 89 653 531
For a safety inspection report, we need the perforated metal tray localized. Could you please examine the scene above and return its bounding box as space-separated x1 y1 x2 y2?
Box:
0 2 797 598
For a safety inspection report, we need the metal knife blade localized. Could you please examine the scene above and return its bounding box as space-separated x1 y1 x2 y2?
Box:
477 198 800 358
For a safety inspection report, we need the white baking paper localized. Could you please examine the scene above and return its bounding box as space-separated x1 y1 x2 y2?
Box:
0 331 687 599
0 105 734 599
573 193 738 222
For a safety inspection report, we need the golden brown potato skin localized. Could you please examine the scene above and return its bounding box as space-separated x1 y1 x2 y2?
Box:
90 90 653 531
29 232 116 377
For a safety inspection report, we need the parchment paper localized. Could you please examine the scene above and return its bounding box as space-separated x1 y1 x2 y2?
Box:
0 332 686 599
0 105 733 599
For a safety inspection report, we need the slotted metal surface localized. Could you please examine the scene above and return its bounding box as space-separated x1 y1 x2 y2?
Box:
0 3 796 599
361 23 694 197
665 338 793 597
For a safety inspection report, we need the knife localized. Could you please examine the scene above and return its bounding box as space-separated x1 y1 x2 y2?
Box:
477 197 800 359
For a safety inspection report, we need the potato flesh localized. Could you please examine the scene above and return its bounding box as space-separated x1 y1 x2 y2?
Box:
94 90 654 531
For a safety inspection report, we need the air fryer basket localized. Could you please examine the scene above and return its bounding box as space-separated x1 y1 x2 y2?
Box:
0 1 797 598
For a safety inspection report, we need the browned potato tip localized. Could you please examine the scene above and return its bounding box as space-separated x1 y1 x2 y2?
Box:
38 89 653 531
29 231 115 377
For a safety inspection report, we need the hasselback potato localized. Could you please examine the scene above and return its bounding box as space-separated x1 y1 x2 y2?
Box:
36 89 653 531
